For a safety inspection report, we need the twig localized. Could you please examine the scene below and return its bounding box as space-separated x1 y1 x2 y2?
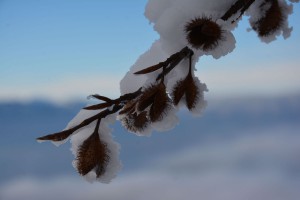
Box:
37 89 142 142
222 0 256 22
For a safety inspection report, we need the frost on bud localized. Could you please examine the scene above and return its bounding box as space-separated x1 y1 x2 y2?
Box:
76 127 110 178
172 71 200 111
185 17 223 51
251 0 284 37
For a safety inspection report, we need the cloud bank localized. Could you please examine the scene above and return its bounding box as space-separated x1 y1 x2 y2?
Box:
1 126 300 200
1 62 299 104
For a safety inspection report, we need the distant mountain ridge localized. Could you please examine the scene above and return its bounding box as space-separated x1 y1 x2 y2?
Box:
0 95 299 182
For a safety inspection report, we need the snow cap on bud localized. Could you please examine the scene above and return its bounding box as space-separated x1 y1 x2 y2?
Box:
185 16 223 51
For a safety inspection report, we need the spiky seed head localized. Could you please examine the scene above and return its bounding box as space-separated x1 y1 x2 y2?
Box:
171 73 200 110
185 17 223 51
172 79 187 106
119 99 136 115
133 111 149 132
76 131 109 178
184 73 199 110
137 84 159 112
252 0 283 37
149 82 170 122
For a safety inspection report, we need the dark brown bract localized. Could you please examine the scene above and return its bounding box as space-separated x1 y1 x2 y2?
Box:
172 72 199 110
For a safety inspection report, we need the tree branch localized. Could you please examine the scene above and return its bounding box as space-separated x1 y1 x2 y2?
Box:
221 0 256 22
37 89 142 142
37 0 258 142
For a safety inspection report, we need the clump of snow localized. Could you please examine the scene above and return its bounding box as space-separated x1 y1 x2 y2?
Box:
122 0 244 96
202 26 236 59
120 40 168 94
189 76 209 116
151 105 179 132
120 0 244 136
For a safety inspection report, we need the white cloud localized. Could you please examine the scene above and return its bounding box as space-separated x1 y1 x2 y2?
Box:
1 126 300 200
198 61 300 98
1 61 299 104
154 125 300 175
0 74 122 104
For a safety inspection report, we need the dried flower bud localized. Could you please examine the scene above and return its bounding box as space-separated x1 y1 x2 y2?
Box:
185 17 223 51
252 0 284 37
119 99 137 115
121 111 149 133
172 79 186 106
137 84 159 112
149 82 170 122
76 131 109 178
136 82 170 122
172 72 199 110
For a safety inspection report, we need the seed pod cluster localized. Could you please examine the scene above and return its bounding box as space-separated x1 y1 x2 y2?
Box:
251 0 284 37
172 71 200 111
120 82 171 134
185 17 223 51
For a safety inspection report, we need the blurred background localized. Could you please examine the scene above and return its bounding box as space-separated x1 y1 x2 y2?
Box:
0 0 300 200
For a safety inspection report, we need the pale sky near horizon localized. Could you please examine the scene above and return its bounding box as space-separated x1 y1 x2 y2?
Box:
1 0 300 103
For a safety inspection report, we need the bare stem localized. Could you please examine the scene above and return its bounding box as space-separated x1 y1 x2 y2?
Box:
222 0 256 22
37 89 142 142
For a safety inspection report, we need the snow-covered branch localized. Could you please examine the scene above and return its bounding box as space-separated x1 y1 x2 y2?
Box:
37 0 299 183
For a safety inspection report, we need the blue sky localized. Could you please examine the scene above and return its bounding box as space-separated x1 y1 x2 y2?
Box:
0 0 299 103
1 2 300 199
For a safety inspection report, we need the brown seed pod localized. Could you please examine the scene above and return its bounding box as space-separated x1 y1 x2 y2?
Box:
137 84 160 112
119 99 137 115
184 74 199 110
185 17 223 51
252 0 284 37
76 131 110 178
149 82 170 122
133 111 149 130
172 79 186 106
172 73 199 111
